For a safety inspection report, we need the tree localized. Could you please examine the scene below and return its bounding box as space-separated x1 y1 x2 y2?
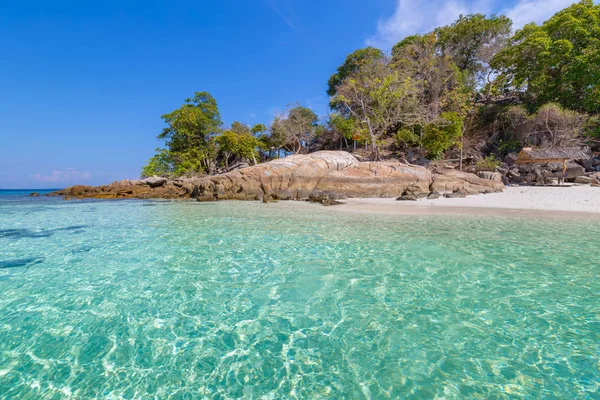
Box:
269 106 319 154
392 33 468 119
327 47 385 98
491 0 600 113
141 149 175 178
523 103 585 147
251 123 267 136
436 14 512 87
143 92 222 176
215 123 263 168
335 57 422 160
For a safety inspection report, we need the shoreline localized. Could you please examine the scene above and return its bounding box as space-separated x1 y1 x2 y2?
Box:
326 186 600 220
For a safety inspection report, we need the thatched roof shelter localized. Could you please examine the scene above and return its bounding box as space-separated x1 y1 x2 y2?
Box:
517 147 590 164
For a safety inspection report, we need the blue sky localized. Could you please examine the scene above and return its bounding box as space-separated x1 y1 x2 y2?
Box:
0 0 580 188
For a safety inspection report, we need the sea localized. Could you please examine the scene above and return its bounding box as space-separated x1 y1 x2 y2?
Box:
0 189 599 398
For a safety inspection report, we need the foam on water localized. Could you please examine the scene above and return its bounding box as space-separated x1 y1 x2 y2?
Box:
0 196 599 398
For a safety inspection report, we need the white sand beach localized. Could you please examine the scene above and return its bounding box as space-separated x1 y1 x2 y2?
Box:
333 185 600 218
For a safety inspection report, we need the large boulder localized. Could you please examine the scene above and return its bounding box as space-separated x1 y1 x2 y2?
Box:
311 162 431 199
563 163 586 180
431 169 505 194
142 176 168 188
193 151 359 201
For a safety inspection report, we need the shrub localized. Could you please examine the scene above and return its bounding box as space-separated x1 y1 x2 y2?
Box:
476 155 501 171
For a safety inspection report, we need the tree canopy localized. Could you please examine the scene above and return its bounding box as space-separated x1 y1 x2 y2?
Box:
492 0 600 112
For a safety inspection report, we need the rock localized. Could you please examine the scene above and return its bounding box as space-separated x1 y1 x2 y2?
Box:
444 189 467 198
477 171 502 181
564 164 586 180
431 169 504 195
142 176 167 188
308 194 343 206
589 172 600 181
575 176 595 184
29 192 40 197
396 195 418 201
505 153 518 165
194 151 359 201
310 161 431 200
507 169 520 178
49 151 507 202
427 191 440 199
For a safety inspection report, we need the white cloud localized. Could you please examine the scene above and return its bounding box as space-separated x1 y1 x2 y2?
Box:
503 0 576 29
31 168 91 183
366 0 585 50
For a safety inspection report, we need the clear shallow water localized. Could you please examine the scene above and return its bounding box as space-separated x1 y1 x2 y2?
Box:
0 196 599 399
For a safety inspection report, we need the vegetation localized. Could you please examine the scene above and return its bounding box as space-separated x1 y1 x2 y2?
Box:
476 155 501 171
143 1 599 177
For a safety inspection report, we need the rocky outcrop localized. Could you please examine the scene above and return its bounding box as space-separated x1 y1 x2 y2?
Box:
310 162 431 199
192 151 358 201
50 151 505 202
431 169 505 195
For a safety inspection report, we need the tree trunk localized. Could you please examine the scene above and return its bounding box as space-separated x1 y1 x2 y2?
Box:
459 127 465 171
486 71 493 96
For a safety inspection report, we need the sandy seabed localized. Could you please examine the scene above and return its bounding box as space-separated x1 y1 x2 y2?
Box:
329 185 600 220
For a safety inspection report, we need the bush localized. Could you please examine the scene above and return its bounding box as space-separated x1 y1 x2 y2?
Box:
476 155 501 171
422 112 463 159
583 116 600 140
497 139 521 155
395 127 419 148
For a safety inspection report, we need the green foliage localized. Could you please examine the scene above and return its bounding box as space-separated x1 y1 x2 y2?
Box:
141 149 175 178
270 106 319 154
251 124 267 135
327 47 384 98
583 115 600 139
476 155 501 171
491 0 600 112
336 56 422 159
329 114 355 140
422 112 464 159
144 92 222 177
435 14 512 83
497 139 522 155
395 127 420 148
392 33 470 117
216 127 262 165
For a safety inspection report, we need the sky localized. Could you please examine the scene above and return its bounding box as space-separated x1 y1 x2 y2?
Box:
0 0 582 188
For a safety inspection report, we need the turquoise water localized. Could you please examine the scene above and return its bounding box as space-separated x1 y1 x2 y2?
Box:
1 194 599 399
